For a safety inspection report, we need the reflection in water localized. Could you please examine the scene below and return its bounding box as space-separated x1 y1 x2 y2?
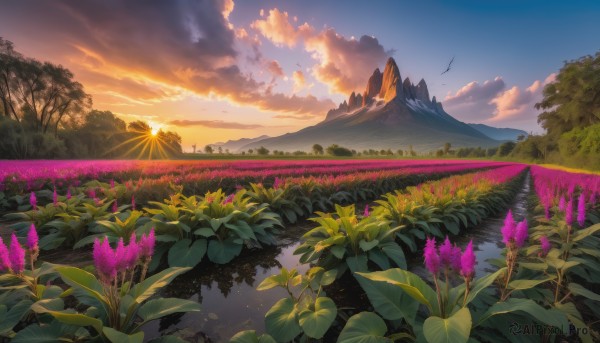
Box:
145 174 532 342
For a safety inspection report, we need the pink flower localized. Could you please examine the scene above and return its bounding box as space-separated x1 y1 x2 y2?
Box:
539 236 551 257
27 223 39 251
451 245 462 271
424 237 440 275
460 240 476 279
30 192 37 210
438 236 453 268
273 177 283 189
8 233 25 274
223 194 234 204
112 200 118 213
89 189 96 199
140 228 155 259
363 204 370 217
66 188 71 200
0 237 10 272
110 179 115 189
114 238 127 273
514 219 528 248
501 210 516 246
558 196 566 211
125 233 139 269
93 238 117 284
590 192 597 206
131 195 136 210
565 198 573 226
577 193 586 227
53 187 58 206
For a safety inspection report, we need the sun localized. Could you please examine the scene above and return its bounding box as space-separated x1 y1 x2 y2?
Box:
150 128 158 136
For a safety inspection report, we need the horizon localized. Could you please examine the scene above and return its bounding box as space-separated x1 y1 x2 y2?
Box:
1 0 599 151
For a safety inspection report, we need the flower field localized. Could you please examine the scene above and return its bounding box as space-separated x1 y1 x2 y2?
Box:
1 160 599 342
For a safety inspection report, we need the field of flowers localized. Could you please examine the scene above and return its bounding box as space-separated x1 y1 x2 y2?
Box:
1 159 599 343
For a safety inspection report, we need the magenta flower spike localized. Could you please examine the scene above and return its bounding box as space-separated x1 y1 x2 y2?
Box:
93 238 117 284
66 188 72 200
558 196 566 211
110 179 115 189
460 240 476 279
438 236 453 267
590 192 597 206
53 187 58 206
273 177 283 189
131 195 136 210
125 233 140 269
112 200 118 213
8 233 25 274
565 198 573 226
27 223 39 251
114 238 127 273
539 236 551 257
363 204 370 217
514 219 528 248
30 192 37 210
424 237 440 275
89 189 96 199
140 228 156 259
0 237 10 272
501 210 516 246
577 193 586 227
451 245 462 271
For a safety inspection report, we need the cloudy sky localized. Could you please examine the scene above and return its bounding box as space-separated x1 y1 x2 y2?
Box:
1 0 598 149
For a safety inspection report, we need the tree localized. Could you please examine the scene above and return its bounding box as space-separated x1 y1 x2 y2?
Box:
443 142 452 155
248 149 254 154
536 52 600 138
396 149 404 156
497 141 517 157
256 146 270 155
0 38 91 135
312 143 324 155
325 144 353 156
517 134 526 141
204 145 214 154
218 146 223 154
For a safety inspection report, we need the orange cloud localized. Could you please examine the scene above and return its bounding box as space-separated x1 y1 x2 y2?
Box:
250 8 313 48
292 70 306 92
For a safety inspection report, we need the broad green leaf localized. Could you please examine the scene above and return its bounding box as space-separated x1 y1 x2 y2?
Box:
31 300 103 334
12 321 72 343
380 242 407 269
359 239 379 252
207 238 243 264
0 299 33 334
298 297 337 339
137 298 201 324
356 269 437 314
423 307 471 343
355 272 418 324
103 327 144 343
167 239 207 268
55 266 107 307
265 298 301 342
132 267 191 303
229 330 277 343
477 298 568 329
347 254 368 273
572 223 600 242
463 267 507 306
337 312 389 343
568 282 600 301
508 277 555 291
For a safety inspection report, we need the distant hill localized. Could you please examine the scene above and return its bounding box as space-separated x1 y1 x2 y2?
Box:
212 135 270 152
467 123 528 141
240 58 501 152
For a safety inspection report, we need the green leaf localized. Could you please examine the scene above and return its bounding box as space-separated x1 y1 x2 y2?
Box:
167 239 207 268
356 269 437 314
230 330 277 343
103 327 144 343
54 266 107 307
359 239 379 252
568 282 600 301
194 227 215 237
380 242 407 269
137 298 201 325
423 307 471 343
508 277 555 291
0 299 33 334
12 322 73 343
298 297 337 339
463 268 507 306
31 300 103 334
477 298 568 329
572 223 600 242
264 298 301 342
355 273 418 325
347 254 368 273
337 312 389 343
207 238 243 264
132 267 191 303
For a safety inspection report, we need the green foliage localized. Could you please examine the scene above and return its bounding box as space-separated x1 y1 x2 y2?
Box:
294 204 406 277
325 144 353 156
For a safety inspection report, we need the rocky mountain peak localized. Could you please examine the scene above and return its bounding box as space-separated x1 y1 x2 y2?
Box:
415 78 431 104
379 57 403 102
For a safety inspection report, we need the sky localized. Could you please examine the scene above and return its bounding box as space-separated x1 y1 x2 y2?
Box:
1 0 599 151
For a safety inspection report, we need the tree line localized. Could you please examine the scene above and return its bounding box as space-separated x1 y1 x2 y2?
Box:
0 38 182 159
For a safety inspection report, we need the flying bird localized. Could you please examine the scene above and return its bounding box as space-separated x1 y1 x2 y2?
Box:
296 63 302 68
441 56 455 75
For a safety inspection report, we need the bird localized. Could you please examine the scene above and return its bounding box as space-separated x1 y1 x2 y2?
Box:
296 63 302 68
441 56 455 75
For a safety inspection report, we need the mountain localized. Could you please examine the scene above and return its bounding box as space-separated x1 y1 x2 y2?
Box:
212 135 270 152
467 123 528 141
240 58 502 152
